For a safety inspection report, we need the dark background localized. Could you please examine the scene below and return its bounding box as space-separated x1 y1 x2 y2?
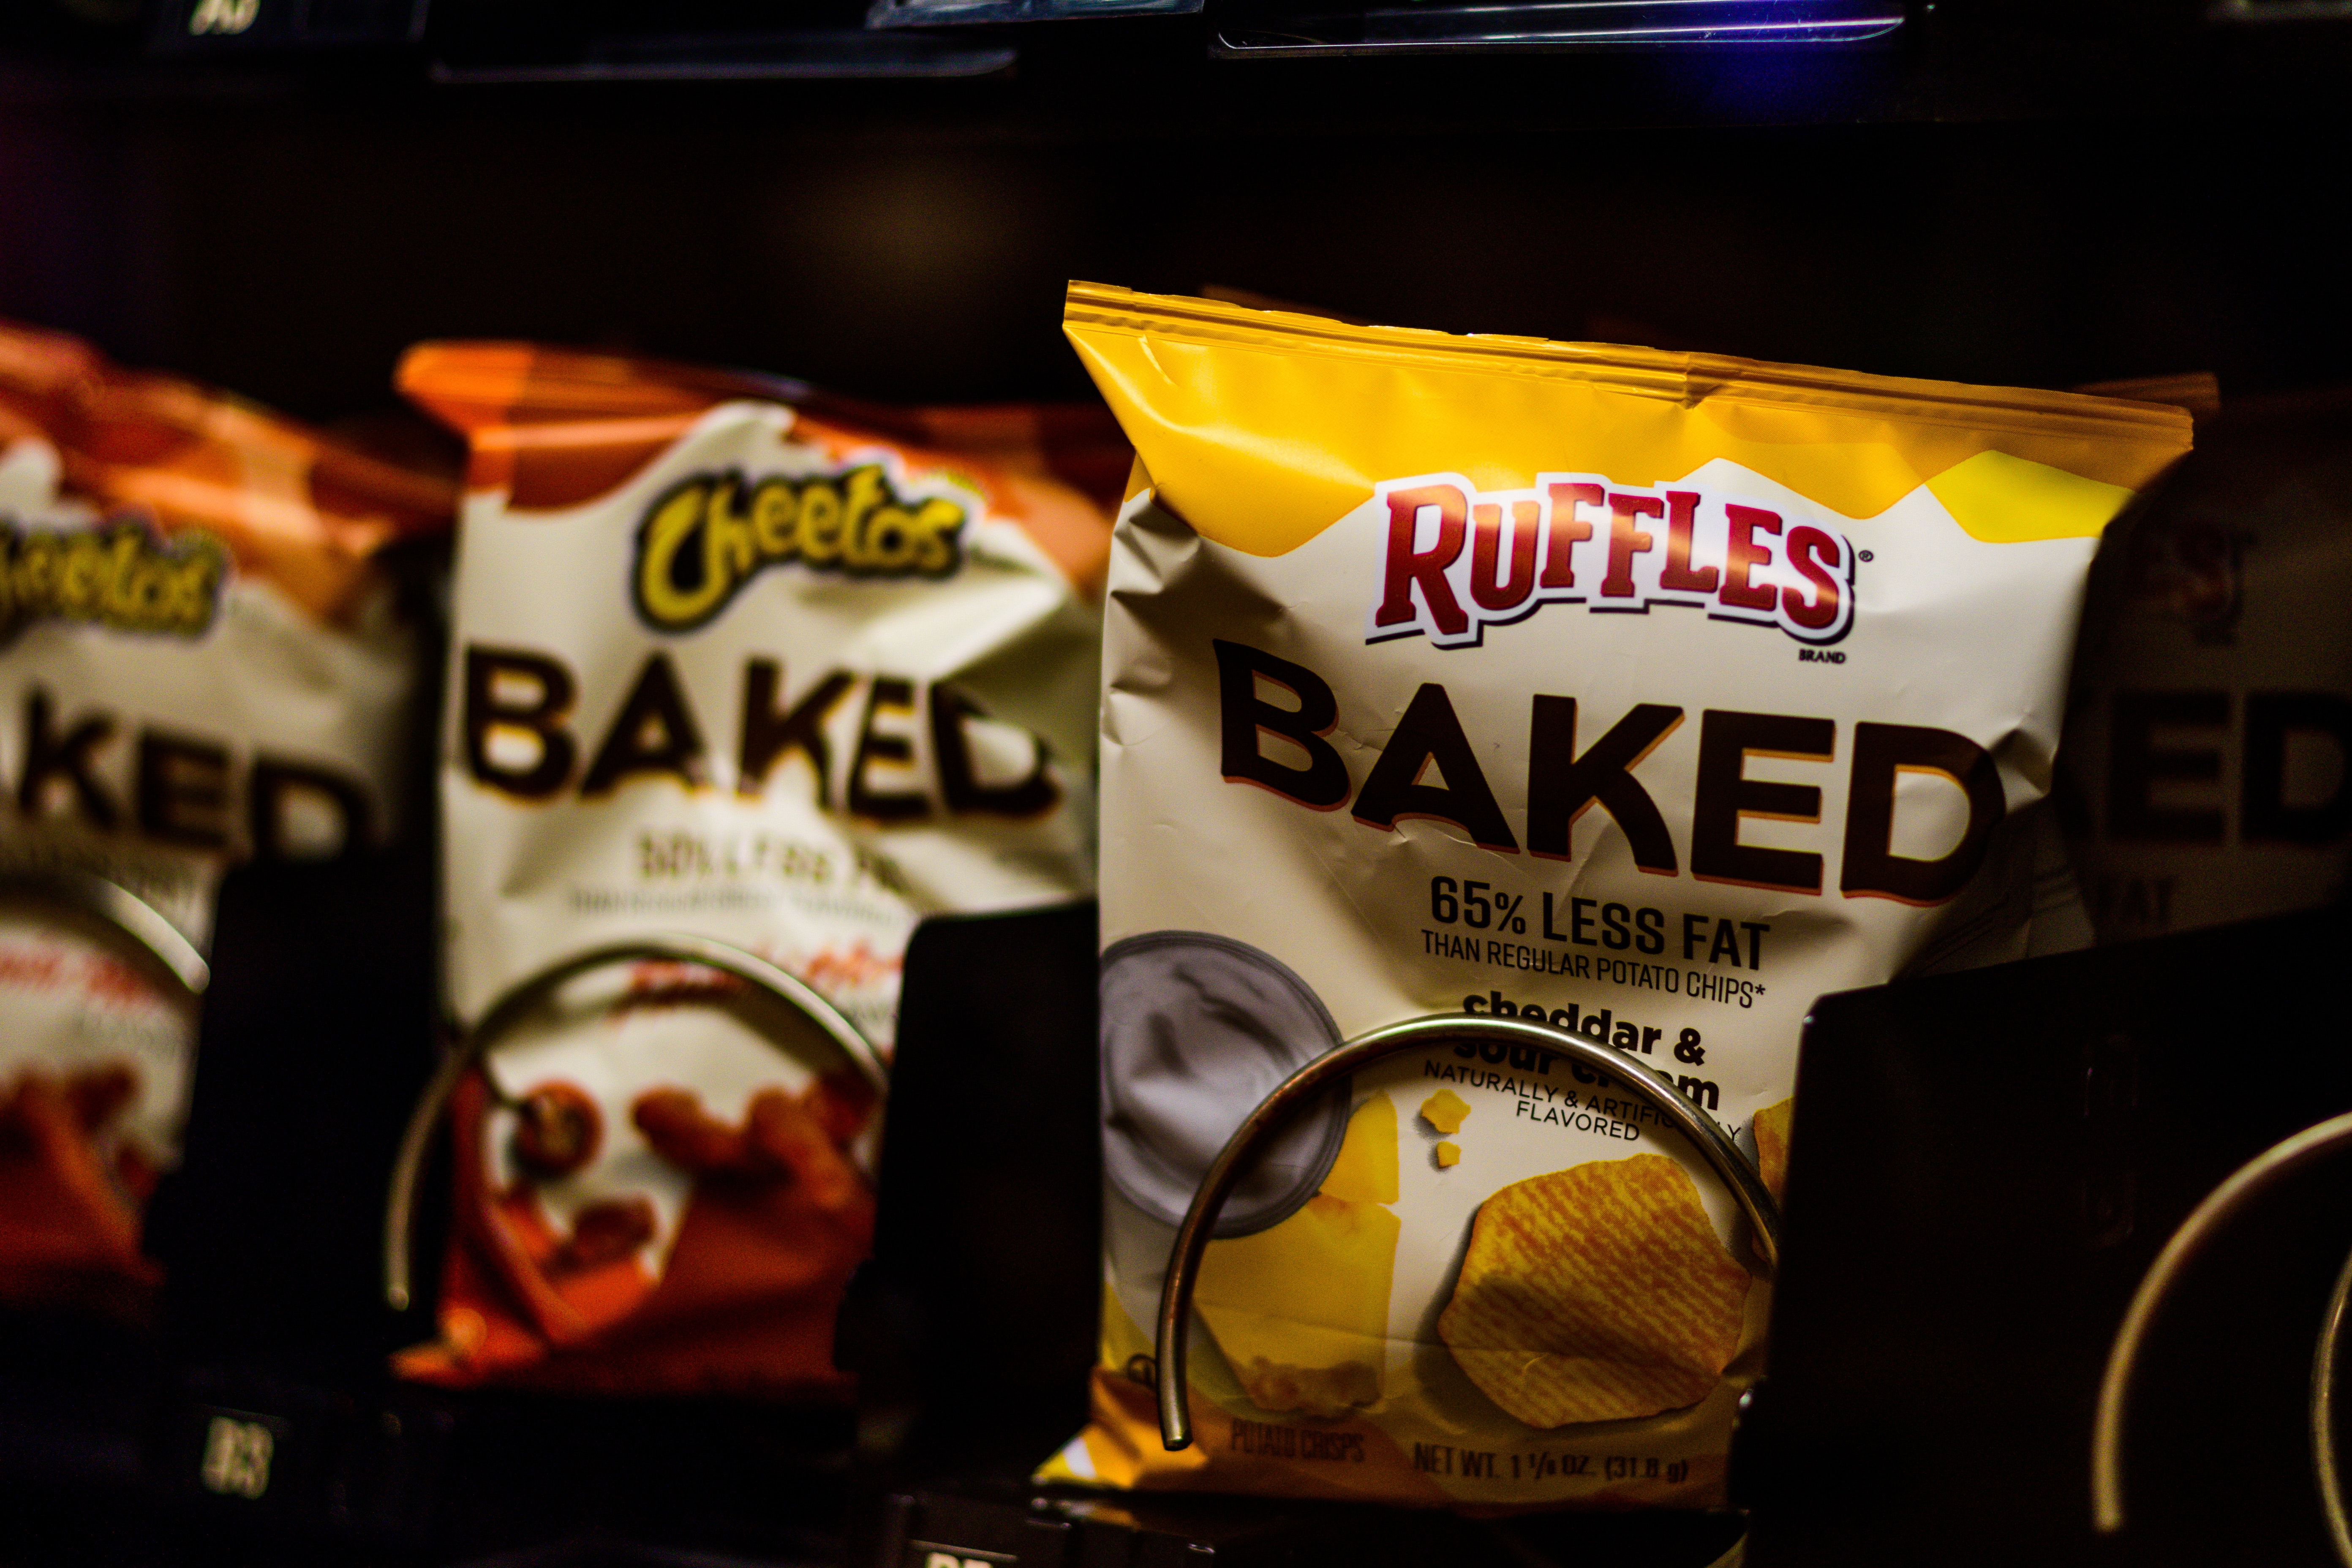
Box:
5 3 2352 425
7 6 2352 1563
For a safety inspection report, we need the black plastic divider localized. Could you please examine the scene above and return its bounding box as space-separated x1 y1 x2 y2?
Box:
1748 904 2352 1568
143 845 448 1554
840 900 1104 1498
153 849 441 1386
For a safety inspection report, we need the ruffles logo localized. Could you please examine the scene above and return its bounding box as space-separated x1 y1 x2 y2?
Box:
1366 474 1856 650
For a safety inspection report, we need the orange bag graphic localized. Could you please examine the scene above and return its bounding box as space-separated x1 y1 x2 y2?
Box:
1 318 454 1319
397 344 1113 1396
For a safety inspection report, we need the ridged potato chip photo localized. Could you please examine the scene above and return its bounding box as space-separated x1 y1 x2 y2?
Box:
1437 1155 1750 1428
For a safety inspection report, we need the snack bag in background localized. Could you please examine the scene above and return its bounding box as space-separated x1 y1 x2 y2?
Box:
2060 382 2352 939
395 345 1109 1397
0 319 453 1318
1043 284 2190 1507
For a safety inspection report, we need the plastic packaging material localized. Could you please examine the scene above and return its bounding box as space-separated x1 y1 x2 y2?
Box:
2060 382 2352 940
1045 284 2190 1507
0 319 454 1320
395 344 1112 1396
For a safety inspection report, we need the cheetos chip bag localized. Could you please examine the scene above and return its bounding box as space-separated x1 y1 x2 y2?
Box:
395 344 1110 1396
1 318 452 1319
1041 284 2191 1507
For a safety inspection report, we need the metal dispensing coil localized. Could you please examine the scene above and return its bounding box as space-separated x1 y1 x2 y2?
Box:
1150 1010 1784 1452
2093 1109 2352 1567
381 933 887 1313
0 867 210 1011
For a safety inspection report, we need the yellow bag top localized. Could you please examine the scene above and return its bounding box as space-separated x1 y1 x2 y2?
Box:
1062 281 2191 557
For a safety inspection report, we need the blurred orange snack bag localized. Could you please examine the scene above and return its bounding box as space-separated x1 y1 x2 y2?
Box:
0 318 455 1319
395 343 1113 1396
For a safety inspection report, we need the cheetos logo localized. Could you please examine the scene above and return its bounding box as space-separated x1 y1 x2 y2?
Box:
0 517 227 642
633 464 969 632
